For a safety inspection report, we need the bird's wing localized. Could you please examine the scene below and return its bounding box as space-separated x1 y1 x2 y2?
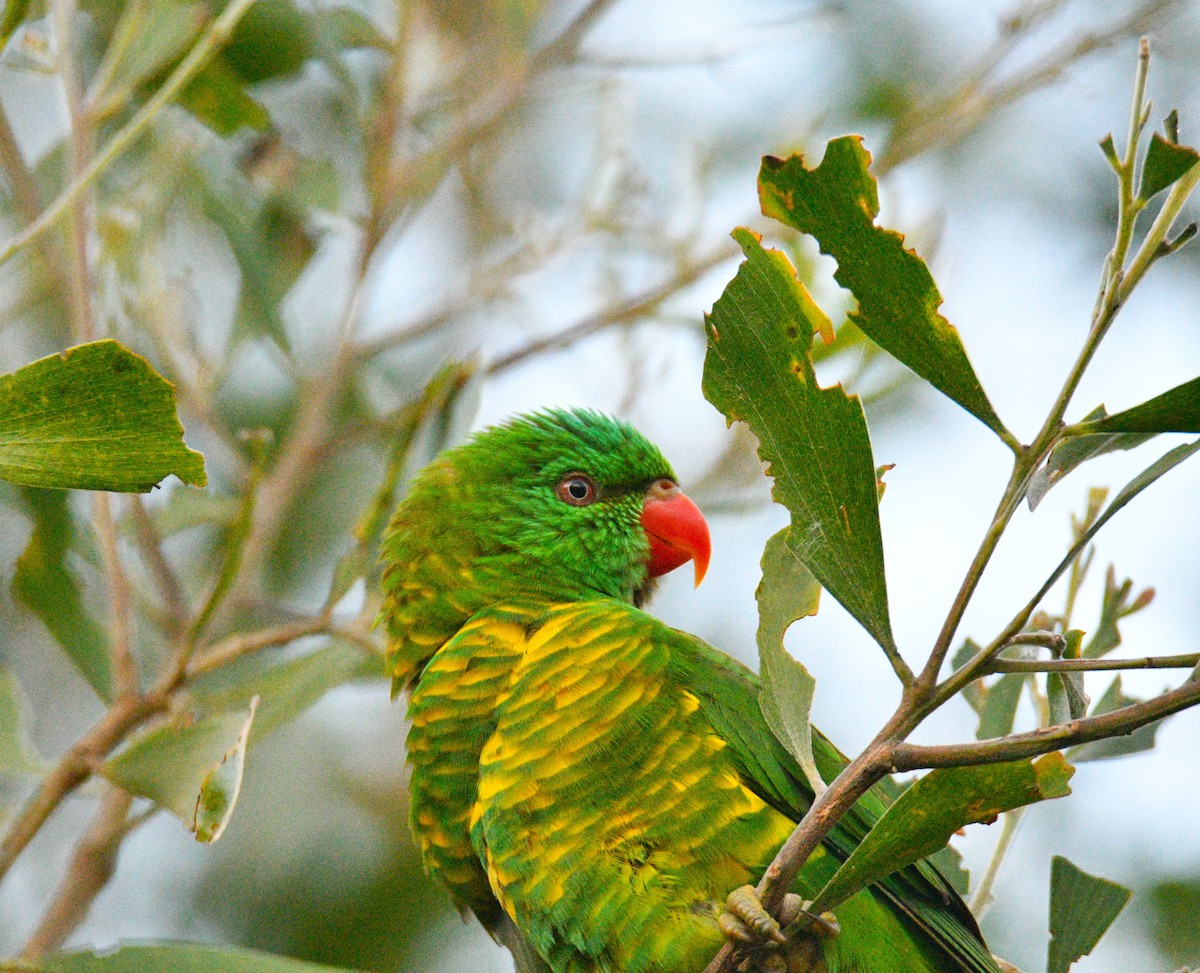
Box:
668 628 1001 973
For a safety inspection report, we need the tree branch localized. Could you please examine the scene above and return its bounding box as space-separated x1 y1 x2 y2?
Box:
20 785 133 960
893 674 1200 770
987 652 1199 673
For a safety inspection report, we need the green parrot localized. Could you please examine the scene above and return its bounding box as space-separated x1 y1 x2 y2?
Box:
379 408 998 973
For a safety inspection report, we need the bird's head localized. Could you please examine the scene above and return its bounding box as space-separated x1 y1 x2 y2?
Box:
379 409 710 691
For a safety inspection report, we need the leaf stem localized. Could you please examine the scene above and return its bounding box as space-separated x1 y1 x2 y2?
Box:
968 806 1025 919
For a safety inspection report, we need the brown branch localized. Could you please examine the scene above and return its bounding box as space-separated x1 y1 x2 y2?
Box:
893 674 1200 771
988 652 1200 673
128 496 189 640
0 692 166 887
93 494 139 696
185 611 335 677
20 785 133 960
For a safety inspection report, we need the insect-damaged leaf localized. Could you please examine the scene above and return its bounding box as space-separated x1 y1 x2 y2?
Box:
103 700 257 842
756 138 1010 442
756 529 824 794
1047 856 1131 973
704 228 896 655
0 340 206 492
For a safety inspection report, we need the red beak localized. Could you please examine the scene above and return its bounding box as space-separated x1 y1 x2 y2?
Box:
640 483 711 586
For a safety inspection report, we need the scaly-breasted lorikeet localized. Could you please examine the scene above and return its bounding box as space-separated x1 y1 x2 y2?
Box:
379 409 998 973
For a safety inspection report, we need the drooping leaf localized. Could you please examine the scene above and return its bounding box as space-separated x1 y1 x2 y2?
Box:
756 528 824 793
1067 676 1162 762
976 673 1027 740
192 697 256 842
0 666 44 776
952 638 985 714
1139 130 1200 202
1027 406 1151 510
30 942 360 973
0 340 207 491
11 488 114 700
703 228 895 653
187 641 379 740
1047 630 1088 724
1047 856 1131 973
1089 375 1200 434
811 753 1074 913
102 702 257 841
756 139 1009 441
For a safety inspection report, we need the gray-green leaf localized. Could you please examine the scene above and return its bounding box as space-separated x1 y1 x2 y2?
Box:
1047 856 1131 973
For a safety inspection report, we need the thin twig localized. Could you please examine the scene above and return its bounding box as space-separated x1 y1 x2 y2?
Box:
185 612 335 677
0 693 166 886
893 673 1200 770
987 652 1200 673
128 496 189 640
94 495 139 696
0 0 260 268
20 785 133 960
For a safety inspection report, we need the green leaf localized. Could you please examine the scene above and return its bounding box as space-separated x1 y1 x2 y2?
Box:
703 228 895 653
1139 130 1200 202
1083 566 1153 659
179 56 271 136
1148 878 1200 967
187 641 379 740
976 673 1026 740
0 340 207 491
1048 630 1088 724
1088 375 1200 434
30 942 360 973
1067 676 1162 762
192 697 255 842
1028 406 1152 510
102 702 257 842
11 488 114 700
222 0 312 83
811 753 1074 913
757 139 1009 440
756 529 824 794
0 666 44 776
1047 856 1131 973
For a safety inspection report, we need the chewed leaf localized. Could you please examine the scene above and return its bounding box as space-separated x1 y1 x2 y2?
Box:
1048 856 1131 973
757 139 1010 442
0 340 206 491
102 702 257 840
193 697 257 842
756 529 824 793
703 228 895 654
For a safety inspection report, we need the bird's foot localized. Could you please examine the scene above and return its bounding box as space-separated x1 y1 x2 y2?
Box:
719 886 839 973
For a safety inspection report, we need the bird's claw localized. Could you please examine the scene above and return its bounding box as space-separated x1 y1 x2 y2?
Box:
720 885 788 947
720 886 840 973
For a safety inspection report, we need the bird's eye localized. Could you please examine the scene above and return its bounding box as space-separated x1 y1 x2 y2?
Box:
556 473 598 507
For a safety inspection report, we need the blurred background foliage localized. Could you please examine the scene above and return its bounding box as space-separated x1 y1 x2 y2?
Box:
1 0 1199 971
